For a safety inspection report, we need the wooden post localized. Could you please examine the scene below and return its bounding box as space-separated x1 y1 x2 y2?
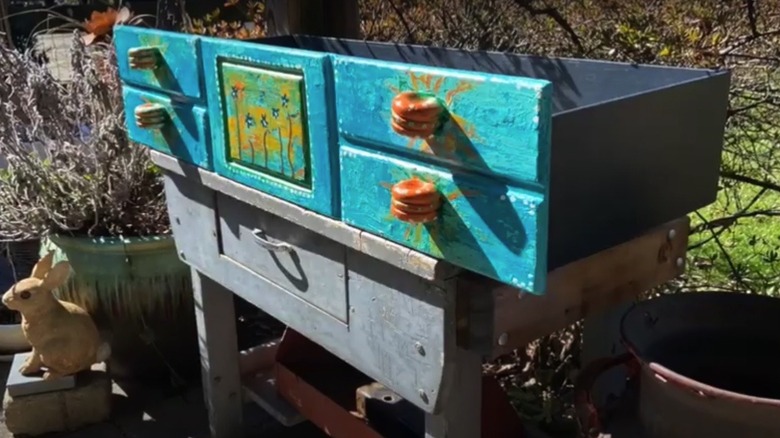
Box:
193 269 244 438
264 0 360 38
156 0 186 31
0 0 12 47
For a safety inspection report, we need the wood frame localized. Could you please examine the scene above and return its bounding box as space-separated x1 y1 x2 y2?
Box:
487 216 690 357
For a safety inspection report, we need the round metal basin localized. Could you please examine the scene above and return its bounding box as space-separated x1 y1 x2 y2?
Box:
620 292 780 438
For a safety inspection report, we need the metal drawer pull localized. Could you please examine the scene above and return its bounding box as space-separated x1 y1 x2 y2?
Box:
128 46 160 70
251 229 293 253
134 103 168 129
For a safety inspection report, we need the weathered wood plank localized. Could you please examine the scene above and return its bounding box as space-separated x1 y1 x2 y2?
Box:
192 269 244 438
163 172 459 414
424 347 482 438
153 151 457 282
483 217 690 357
217 192 349 322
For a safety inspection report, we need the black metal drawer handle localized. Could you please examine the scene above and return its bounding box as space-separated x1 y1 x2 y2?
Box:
251 229 292 253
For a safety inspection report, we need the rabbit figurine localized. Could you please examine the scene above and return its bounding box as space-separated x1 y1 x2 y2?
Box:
1 251 111 380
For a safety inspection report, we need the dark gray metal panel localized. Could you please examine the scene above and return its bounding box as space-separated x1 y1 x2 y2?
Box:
217 193 349 322
547 71 731 268
257 35 721 114
162 171 460 414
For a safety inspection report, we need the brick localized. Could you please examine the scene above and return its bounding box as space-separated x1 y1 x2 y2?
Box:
3 363 111 436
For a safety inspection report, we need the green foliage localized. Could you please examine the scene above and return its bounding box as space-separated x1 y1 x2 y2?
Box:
187 0 266 39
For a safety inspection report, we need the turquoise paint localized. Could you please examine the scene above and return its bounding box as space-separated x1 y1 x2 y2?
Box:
340 146 548 292
333 56 553 187
114 27 553 292
122 86 211 169
200 37 337 218
219 62 310 186
114 26 203 100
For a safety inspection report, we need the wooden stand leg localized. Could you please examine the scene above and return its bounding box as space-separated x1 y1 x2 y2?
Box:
192 269 244 438
425 347 483 438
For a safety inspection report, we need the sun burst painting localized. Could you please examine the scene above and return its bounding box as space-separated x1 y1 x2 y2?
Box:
220 62 310 185
341 146 543 290
386 72 482 164
377 165 483 258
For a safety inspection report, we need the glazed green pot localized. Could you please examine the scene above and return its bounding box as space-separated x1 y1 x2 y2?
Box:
41 234 200 383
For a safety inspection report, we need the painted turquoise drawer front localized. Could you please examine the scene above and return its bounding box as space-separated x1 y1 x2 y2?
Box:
340 146 548 292
201 38 337 217
333 56 553 185
122 87 210 169
115 26 203 100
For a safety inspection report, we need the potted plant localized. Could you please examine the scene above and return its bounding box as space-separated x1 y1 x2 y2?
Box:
0 8 199 384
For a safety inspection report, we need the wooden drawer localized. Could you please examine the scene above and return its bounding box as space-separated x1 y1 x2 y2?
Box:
332 55 552 184
115 26 203 100
201 38 337 218
122 87 210 169
340 146 547 291
216 193 348 322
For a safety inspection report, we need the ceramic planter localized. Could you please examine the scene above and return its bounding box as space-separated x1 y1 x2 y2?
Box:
41 234 199 382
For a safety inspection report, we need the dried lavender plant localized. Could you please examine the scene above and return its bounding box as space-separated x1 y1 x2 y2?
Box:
0 31 169 241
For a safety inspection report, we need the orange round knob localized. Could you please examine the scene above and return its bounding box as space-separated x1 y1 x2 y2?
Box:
390 91 444 138
390 178 441 224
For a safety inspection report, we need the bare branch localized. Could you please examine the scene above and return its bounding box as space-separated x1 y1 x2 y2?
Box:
721 170 780 193
511 0 584 53
745 0 760 37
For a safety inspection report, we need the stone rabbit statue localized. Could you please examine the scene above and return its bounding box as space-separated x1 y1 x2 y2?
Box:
1 251 111 380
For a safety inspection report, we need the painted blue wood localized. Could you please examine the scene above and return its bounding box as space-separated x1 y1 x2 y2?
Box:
114 26 203 100
332 55 553 186
200 37 338 218
340 146 548 294
122 86 211 169
114 27 553 289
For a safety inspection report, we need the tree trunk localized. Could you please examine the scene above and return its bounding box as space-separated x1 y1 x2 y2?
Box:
156 0 186 31
264 0 360 38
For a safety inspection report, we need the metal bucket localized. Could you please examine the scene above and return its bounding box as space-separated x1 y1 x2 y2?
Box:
577 292 780 438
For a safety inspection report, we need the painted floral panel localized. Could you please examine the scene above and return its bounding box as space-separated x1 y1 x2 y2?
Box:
220 62 310 185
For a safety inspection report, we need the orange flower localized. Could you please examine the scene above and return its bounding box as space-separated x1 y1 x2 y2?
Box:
82 7 132 45
84 8 119 36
